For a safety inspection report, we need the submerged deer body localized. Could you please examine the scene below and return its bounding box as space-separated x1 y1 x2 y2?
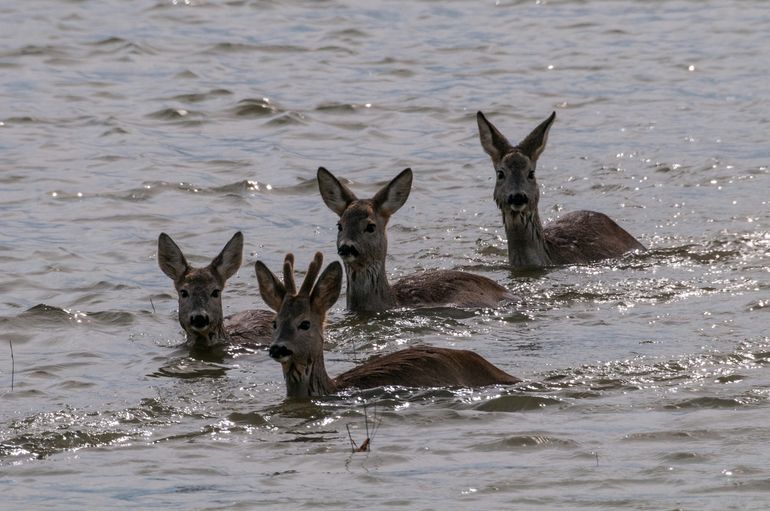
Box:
317 167 513 313
476 111 645 268
157 231 273 349
255 252 520 399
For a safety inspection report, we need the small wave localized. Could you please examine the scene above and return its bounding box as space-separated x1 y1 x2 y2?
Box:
231 98 280 117
265 112 309 126
146 107 205 121
472 434 577 451
473 394 561 412
170 89 232 103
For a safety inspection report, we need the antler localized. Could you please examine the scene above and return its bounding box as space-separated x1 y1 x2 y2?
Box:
282 253 296 295
299 252 324 296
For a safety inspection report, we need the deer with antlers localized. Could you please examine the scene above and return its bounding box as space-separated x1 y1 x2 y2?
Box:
255 252 520 399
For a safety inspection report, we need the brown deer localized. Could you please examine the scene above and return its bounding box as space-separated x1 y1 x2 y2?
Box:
157 231 273 349
476 111 645 268
317 167 514 313
255 252 520 399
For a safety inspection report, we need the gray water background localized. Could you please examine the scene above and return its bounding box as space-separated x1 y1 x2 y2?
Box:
1 0 769 509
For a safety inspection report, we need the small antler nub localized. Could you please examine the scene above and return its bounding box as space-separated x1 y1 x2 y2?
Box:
299 252 324 296
283 253 296 295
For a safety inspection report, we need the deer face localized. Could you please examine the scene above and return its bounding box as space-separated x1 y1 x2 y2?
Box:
172 269 225 343
477 111 556 218
336 200 389 270
494 151 540 216
268 295 323 375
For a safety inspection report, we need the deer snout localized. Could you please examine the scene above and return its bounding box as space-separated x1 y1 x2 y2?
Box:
337 243 360 259
190 313 210 330
507 193 529 208
269 343 293 361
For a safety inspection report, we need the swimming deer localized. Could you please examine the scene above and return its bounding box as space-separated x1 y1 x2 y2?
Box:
157 231 273 349
476 111 645 268
317 167 514 313
255 252 520 399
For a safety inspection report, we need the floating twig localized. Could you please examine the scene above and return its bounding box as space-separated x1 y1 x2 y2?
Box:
10 339 15 391
346 402 381 453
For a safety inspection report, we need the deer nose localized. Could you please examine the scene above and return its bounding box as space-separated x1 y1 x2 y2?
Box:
190 314 210 329
269 344 293 360
508 193 529 206
338 244 359 258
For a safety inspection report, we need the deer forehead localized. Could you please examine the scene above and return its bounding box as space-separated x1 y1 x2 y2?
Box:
177 268 221 291
278 295 312 317
340 201 379 224
499 151 533 172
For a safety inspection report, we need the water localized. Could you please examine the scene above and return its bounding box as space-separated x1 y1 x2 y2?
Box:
1 0 769 509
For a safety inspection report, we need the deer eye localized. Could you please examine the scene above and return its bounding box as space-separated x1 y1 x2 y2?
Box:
365 223 376 233
528 171 535 179
337 222 342 232
496 170 504 180
298 320 311 330
211 289 220 298
272 320 277 329
180 289 189 298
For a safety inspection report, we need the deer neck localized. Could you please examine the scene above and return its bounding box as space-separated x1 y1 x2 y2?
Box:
282 354 336 398
344 260 398 312
186 322 229 348
503 208 552 267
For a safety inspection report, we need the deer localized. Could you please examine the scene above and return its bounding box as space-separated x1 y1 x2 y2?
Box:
255 251 521 399
476 111 645 268
157 231 274 350
317 167 514 313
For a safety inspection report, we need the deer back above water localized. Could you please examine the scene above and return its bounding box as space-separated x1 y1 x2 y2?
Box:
157 231 273 349
255 252 520 399
317 167 513 313
476 111 645 268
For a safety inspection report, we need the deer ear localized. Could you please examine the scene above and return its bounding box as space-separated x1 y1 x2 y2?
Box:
373 168 412 216
310 261 342 313
158 233 189 282
477 111 513 165
318 167 357 216
517 111 555 163
209 231 243 283
255 260 286 311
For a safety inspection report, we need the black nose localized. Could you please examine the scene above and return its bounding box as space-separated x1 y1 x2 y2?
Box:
338 244 359 258
269 344 293 360
190 314 209 329
508 193 528 206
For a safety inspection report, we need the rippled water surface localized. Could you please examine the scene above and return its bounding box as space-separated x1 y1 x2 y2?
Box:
1 0 769 509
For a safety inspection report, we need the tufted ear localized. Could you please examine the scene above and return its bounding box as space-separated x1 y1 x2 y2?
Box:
209 231 243 283
477 111 514 165
255 260 286 312
158 233 189 282
517 112 556 163
318 167 358 216
372 168 412 217
310 261 342 313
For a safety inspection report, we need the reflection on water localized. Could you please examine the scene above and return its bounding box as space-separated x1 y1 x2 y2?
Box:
1 0 769 509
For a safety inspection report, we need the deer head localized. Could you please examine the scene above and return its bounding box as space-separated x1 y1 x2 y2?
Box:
477 111 555 219
317 167 412 272
255 252 342 398
157 231 243 348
